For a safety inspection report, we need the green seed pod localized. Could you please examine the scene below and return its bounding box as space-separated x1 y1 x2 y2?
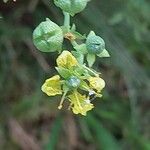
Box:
54 0 90 16
66 76 81 89
86 31 105 54
33 18 63 52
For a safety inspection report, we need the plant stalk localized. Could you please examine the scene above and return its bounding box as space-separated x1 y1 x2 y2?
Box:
63 11 70 32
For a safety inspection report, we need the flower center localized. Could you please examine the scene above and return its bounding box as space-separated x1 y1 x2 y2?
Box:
66 76 81 89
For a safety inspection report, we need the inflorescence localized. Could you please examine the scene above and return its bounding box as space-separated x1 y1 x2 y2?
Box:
33 0 110 116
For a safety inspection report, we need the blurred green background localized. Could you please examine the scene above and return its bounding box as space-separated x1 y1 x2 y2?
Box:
0 0 150 150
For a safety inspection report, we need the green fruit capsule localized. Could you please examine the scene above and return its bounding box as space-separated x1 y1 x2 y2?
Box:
86 31 105 54
66 76 81 89
54 0 90 16
33 18 63 52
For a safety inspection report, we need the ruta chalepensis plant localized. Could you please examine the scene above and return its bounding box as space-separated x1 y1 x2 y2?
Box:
33 0 110 116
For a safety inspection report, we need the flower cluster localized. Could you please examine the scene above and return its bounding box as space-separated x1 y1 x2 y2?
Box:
41 51 105 115
33 0 110 116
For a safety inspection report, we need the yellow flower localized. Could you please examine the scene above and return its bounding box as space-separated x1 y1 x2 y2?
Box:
72 102 94 116
41 75 62 96
88 77 105 92
68 91 94 116
56 51 78 68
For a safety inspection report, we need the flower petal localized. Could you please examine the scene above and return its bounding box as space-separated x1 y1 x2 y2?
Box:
72 102 94 116
41 75 62 96
56 51 78 68
68 91 94 116
88 77 105 92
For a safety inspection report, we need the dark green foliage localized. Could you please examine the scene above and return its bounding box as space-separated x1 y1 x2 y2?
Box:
45 115 63 150
0 0 149 149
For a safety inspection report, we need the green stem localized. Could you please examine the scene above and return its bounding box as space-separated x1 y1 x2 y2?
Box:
63 11 70 32
71 40 78 47
82 65 99 77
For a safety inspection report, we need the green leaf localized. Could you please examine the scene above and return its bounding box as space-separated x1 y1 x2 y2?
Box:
71 51 84 64
74 44 87 54
87 53 96 67
73 65 87 76
86 114 120 150
55 67 72 79
97 49 110 57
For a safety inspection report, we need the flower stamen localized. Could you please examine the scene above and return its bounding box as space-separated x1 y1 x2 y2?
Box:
68 102 73 110
58 91 68 109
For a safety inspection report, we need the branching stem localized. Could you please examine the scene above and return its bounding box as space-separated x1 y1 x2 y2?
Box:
63 11 70 32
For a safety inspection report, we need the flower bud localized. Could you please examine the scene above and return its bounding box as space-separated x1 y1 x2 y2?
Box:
54 0 90 16
66 76 81 89
33 18 63 52
86 31 105 54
